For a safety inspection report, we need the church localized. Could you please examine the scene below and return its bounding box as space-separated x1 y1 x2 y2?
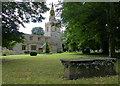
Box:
8 4 63 55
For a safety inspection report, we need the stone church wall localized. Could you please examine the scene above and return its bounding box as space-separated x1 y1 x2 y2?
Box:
8 34 61 55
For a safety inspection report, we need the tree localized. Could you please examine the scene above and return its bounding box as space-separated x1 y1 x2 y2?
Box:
106 3 120 57
2 2 49 48
61 2 120 57
31 27 44 35
45 42 50 53
62 28 80 52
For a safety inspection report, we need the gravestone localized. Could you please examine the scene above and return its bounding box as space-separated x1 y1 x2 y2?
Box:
60 58 117 80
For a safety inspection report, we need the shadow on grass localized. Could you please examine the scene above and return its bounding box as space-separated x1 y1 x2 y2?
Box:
74 52 120 59
2 58 29 64
73 52 108 55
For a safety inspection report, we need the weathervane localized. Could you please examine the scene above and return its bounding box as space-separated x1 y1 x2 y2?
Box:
49 2 58 7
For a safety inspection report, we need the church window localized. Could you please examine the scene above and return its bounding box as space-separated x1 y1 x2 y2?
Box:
29 36 33 40
22 45 26 50
38 37 41 41
31 45 36 50
47 27 49 32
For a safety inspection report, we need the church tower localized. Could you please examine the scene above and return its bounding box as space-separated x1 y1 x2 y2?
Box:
44 3 60 37
44 3 62 53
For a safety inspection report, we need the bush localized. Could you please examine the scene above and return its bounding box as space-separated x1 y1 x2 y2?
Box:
30 51 37 56
24 51 30 54
2 53 7 56
45 42 50 53
82 48 90 54
57 51 62 53
57 50 62 53
57 48 62 53
2 49 9 56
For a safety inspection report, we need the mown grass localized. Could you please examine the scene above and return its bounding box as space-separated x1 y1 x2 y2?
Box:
1 52 120 84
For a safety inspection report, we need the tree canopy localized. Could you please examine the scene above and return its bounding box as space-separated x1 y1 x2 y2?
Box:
31 27 44 35
2 2 49 48
61 2 120 57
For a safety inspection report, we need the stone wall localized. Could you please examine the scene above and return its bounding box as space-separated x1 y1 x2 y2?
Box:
8 34 61 55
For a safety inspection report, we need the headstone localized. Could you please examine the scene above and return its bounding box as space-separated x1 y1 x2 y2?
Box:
60 58 117 80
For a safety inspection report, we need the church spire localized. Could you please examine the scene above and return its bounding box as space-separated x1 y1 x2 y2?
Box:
49 2 56 21
52 2 53 8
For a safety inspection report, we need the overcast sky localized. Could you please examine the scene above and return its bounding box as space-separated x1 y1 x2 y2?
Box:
19 0 63 34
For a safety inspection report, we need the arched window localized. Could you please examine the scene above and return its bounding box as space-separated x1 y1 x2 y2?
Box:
29 36 33 40
38 37 40 41
47 27 48 32
22 45 26 50
31 45 36 50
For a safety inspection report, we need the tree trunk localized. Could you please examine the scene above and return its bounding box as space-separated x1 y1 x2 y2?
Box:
102 45 109 55
108 3 116 58
109 27 115 58
100 32 109 55
101 41 109 55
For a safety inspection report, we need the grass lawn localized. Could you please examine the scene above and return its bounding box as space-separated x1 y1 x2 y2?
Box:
1 52 120 84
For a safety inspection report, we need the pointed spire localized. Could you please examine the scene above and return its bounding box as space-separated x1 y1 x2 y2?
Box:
52 2 53 8
50 2 54 12
49 2 56 21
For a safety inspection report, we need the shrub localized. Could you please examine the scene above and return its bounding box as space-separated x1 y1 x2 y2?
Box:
2 53 7 56
45 42 50 53
2 49 9 56
24 51 30 54
57 51 62 53
57 48 62 53
30 51 37 56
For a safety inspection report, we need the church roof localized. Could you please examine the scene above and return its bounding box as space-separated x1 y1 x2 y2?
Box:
39 43 46 48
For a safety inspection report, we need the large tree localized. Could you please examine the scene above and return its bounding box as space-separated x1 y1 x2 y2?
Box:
31 27 44 35
61 2 120 57
2 2 49 48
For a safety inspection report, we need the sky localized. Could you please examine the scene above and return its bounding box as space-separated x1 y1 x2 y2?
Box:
18 0 64 34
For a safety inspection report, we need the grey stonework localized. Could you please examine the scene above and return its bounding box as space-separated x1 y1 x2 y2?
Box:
5 4 63 55
61 58 117 80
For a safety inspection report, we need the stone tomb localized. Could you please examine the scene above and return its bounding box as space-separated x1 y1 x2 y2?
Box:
60 58 117 80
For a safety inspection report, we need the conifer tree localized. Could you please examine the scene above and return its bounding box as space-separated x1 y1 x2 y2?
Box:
45 42 50 53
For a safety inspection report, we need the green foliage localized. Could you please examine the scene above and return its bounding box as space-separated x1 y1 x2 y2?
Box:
2 54 6 56
61 2 120 56
31 27 44 35
45 42 50 53
2 49 9 56
62 30 80 52
50 8 55 16
2 2 49 48
82 48 90 54
24 51 30 54
57 48 62 53
30 51 37 56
